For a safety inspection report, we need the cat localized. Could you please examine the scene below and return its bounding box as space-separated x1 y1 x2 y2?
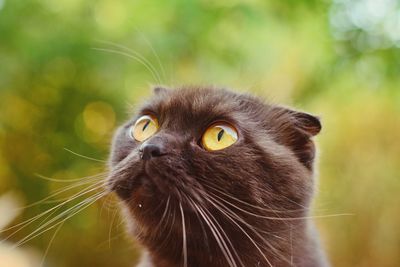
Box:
106 86 329 267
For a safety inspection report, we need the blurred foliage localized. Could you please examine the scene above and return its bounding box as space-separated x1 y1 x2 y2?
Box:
0 0 399 267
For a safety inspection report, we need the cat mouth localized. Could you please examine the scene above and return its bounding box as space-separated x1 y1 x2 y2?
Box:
108 150 184 202
107 154 145 200
109 173 144 200
109 159 167 200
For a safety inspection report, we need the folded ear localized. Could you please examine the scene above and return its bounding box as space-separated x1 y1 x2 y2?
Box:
286 109 321 137
269 106 322 169
153 86 170 95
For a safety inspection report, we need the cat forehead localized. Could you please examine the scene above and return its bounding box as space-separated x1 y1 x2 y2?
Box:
140 88 261 122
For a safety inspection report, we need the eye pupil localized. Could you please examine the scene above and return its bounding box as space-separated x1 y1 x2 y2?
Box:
142 120 151 131
217 129 224 141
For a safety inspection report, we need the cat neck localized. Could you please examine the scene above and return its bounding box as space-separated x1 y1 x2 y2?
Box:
134 218 325 267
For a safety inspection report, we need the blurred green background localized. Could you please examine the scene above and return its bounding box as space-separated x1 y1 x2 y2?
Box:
0 0 399 266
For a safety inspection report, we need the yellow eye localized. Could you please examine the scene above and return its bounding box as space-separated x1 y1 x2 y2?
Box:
201 123 238 151
131 115 159 142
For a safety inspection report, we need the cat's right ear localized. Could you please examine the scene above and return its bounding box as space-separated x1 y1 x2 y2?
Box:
153 86 170 95
270 106 322 170
287 110 321 137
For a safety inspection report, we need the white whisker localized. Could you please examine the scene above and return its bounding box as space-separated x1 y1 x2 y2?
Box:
92 47 162 84
155 196 170 232
63 148 107 163
208 188 352 221
202 179 308 213
2 181 105 237
40 220 65 267
200 201 244 267
136 30 167 83
202 195 274 267
190 199 237 267
21 174 105 209
108 208 119 249
12 191 107 248
179 202 188 267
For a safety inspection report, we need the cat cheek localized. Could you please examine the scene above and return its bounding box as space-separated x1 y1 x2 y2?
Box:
189 140 206 152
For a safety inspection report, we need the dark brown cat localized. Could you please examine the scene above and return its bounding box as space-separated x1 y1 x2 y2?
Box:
107 86 329 267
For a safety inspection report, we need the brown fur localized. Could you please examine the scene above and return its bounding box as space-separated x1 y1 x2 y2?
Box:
107 87 328 267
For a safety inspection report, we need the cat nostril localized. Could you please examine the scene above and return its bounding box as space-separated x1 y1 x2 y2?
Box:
140 143 164 160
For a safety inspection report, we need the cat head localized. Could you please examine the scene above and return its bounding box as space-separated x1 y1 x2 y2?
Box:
106 86 321 263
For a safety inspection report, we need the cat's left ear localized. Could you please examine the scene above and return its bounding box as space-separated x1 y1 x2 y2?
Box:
153 86 170 95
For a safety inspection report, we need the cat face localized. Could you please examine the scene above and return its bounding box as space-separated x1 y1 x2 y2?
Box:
106 87 321 264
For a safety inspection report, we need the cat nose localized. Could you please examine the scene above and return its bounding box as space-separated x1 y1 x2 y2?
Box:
139 143 165 160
